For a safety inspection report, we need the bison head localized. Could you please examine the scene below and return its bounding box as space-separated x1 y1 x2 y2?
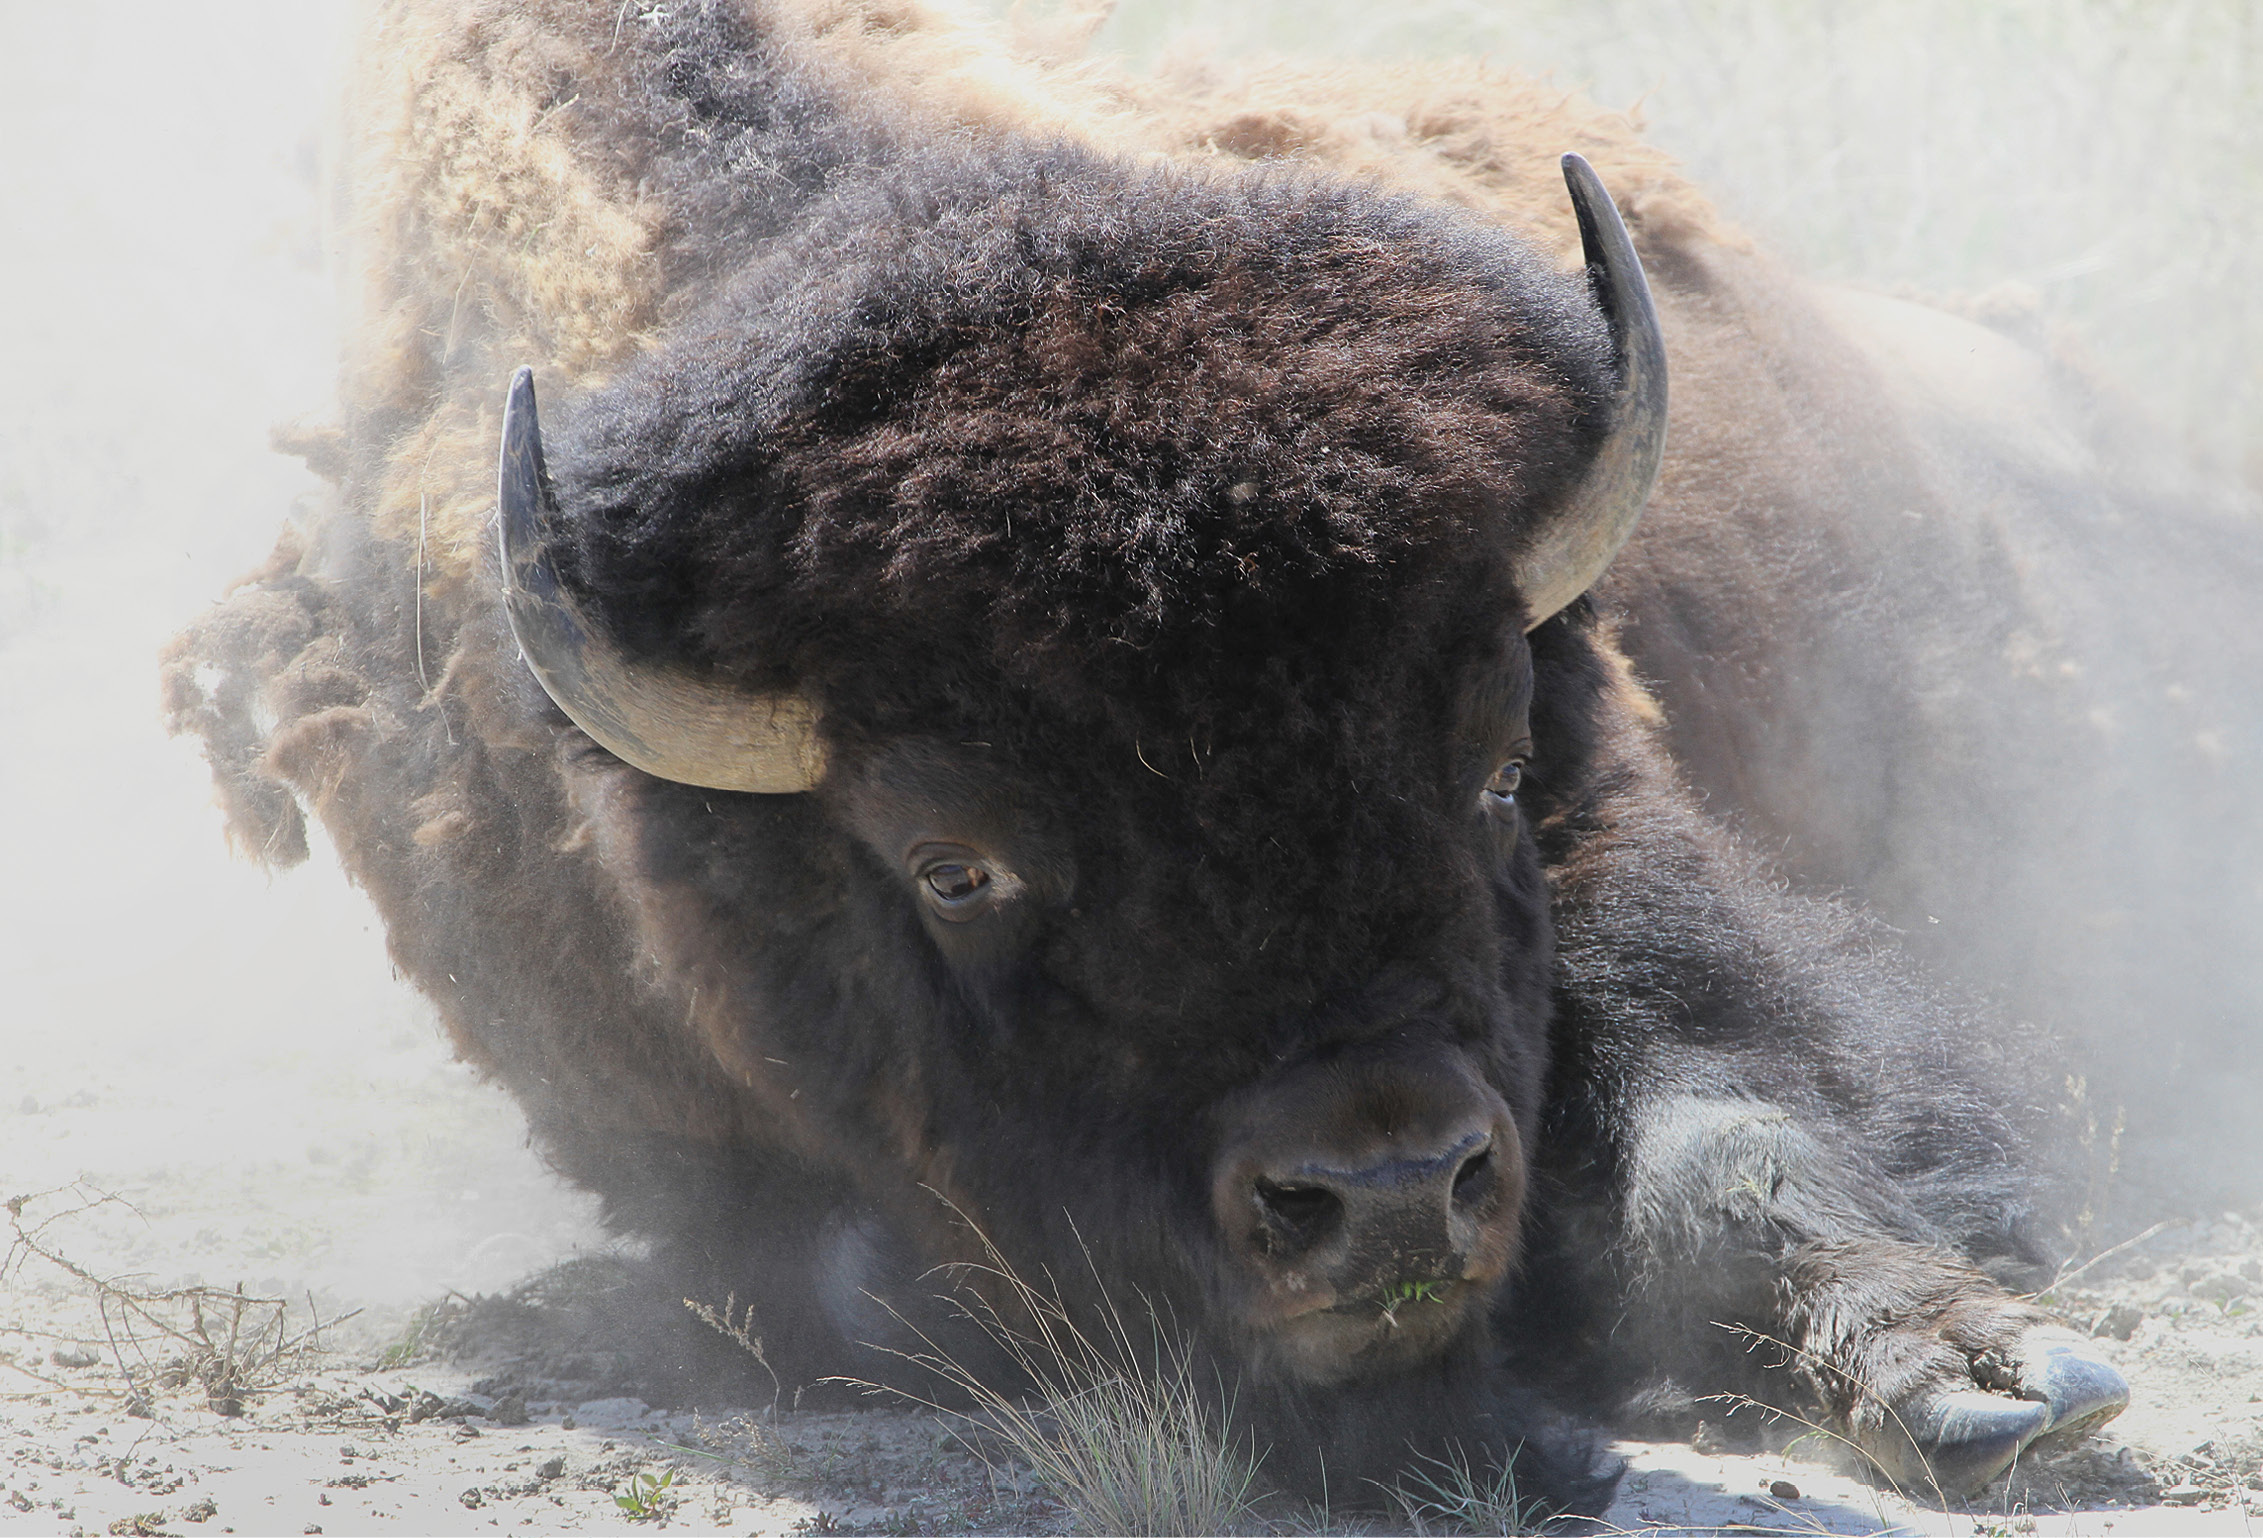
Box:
494 147 1661 1479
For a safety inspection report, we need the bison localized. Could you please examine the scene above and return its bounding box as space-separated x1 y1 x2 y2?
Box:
163 0 2173 1514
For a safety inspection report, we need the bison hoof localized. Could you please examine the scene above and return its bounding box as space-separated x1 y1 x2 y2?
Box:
1863 1330 2129 1494
2018 1332 2131 1439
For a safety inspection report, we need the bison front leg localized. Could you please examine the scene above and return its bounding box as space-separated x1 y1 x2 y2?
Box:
1540 775 2134 1495
1785 1240 2129 1493
1603 1095 2127 1495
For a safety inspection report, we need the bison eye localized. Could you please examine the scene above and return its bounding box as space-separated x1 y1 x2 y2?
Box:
922 861 992 911
1482 760 1525 810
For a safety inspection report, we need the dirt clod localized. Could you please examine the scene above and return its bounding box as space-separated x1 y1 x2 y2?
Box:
2094 1301 2145 1339
106 1516 171 1537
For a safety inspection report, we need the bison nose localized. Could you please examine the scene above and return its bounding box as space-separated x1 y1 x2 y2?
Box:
1251 1130 1500 1269
1213 1053 1524 1319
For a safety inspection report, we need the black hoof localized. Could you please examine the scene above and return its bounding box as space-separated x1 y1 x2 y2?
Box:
2018 1331 2130 1442
1861 1330 2129 1495
1877 1390 2052 1494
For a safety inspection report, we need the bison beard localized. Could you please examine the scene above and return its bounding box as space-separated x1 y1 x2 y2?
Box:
163 0 2130 1516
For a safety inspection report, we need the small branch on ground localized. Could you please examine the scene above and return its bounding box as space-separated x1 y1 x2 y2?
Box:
3 1184 358 1416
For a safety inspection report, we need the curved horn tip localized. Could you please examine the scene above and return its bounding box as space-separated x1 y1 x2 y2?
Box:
501 368 543 487
1514 150 1669 630
490 367 828 795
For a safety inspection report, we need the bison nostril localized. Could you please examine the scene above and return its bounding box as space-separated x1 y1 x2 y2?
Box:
1254 1179 1343 1256
1451 1143 1494 1209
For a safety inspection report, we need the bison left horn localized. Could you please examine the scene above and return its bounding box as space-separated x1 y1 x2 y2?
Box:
496 368 828 792
1514 154 1670 629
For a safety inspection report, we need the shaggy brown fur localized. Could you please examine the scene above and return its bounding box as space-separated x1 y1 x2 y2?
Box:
161 0 2196 1511
187 0 1716 888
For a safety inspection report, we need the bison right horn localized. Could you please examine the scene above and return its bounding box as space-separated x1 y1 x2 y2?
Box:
496 368 828 792
1512 154 1670 629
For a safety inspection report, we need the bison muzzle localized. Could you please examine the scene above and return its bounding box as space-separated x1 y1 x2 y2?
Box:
1209 1039 1525 1384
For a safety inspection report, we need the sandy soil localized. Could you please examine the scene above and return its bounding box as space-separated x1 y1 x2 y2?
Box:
6 1186 2263 1535
13 1212 2263 1538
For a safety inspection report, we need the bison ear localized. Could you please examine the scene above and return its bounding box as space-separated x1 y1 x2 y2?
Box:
496 368 828 792
1514 154 1669 630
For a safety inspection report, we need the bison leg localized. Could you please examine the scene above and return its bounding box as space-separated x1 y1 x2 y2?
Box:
1540 765 2132 1498
1787 1242 2128 1493
1545 1094 2127 1496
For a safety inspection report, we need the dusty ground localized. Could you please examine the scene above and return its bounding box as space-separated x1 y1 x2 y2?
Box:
5 3 2261 1535
6 1191 2263 1535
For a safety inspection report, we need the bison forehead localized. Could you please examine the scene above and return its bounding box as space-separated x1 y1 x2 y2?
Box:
552 148 1611 694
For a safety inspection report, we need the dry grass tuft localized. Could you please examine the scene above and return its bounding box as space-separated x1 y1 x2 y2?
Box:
892 1237 1267 1534
698 1210 1267 1535
945 1305 1266 1537
684 1291 784 1407
1384 1444 1556 1535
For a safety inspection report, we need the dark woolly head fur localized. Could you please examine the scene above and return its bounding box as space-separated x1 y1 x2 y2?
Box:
553 141 1612 692
522 133 1636 1501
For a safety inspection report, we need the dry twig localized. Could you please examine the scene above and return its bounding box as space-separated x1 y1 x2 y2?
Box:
4 1185 356 1415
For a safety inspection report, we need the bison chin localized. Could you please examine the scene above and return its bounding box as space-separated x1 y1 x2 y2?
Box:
1206 1041 1527 1387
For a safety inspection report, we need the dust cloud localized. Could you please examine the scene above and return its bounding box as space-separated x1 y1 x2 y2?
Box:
0 0 607 1338
2 0 2256 1372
